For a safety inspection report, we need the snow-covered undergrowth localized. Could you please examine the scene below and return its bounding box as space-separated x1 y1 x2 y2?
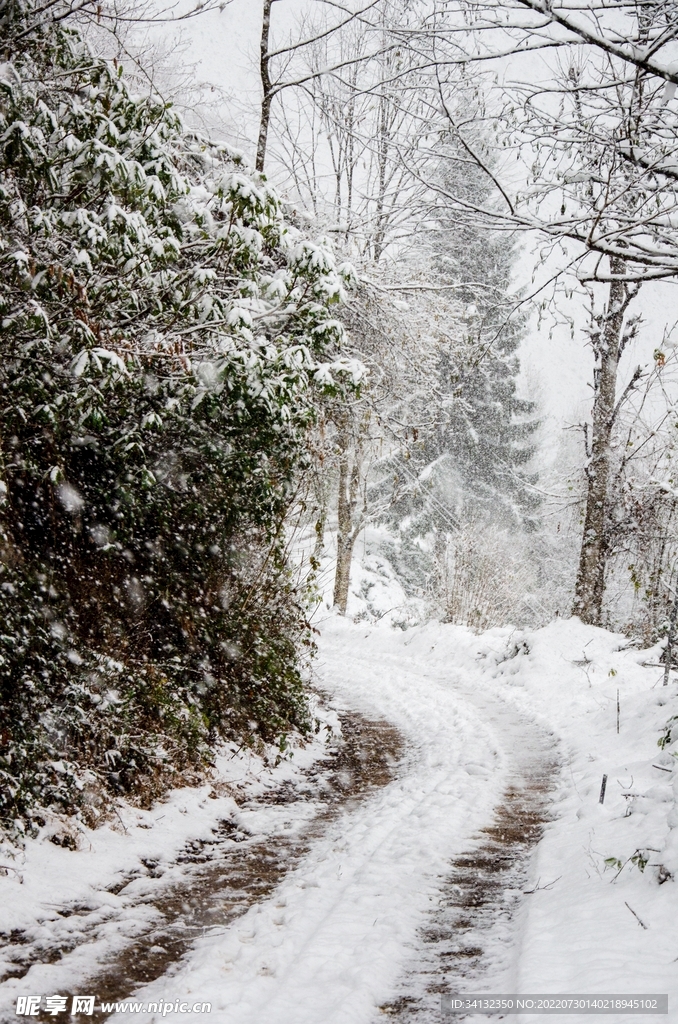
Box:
309 524 427 627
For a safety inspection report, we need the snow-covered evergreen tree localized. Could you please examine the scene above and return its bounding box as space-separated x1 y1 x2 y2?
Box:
369 141 540 609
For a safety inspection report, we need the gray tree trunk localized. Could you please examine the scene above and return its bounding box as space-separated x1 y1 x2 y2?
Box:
333 427 363 614
256 0 273 172
573 260 637 624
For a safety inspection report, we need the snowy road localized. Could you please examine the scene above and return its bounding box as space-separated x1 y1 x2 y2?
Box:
106 619 559 1024
5 615 675 1024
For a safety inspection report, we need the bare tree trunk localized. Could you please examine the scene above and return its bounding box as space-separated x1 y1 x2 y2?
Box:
372 87 390 260
312 508 327 568
663 584 678 686
256 0 274 172
573 260 637 624
433 526 448 608
333 426 363 613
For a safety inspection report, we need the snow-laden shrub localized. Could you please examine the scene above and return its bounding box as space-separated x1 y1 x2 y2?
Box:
438 525 541 631
0 0 356 838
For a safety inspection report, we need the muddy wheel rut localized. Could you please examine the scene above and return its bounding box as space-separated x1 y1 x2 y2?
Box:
0 711 402 1024
379 725 559 1023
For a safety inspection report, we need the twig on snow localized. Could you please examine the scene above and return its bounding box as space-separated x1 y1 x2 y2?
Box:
0 864 23 882
625 901 648 929
523 875 562 894
113 807 129 835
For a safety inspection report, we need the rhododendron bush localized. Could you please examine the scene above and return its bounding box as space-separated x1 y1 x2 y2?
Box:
0 0 357 837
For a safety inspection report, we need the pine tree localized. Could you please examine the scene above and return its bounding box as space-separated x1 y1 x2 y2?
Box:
373 143 540 601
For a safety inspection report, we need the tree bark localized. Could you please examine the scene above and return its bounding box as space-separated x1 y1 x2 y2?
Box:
256 0 274 172
663 586 678 685
333 427 363 613
573 259 636 624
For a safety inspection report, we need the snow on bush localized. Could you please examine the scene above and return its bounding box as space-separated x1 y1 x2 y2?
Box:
0 0 356 840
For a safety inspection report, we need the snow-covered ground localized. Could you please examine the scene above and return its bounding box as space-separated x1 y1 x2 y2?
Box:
0 701 342 1016
376 617 678 1022
100 618 520 1024
2 609 677 1023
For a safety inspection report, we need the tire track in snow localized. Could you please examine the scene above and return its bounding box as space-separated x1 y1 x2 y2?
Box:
378 698 559 1022
99 623 523 1024
0 712 402 1024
